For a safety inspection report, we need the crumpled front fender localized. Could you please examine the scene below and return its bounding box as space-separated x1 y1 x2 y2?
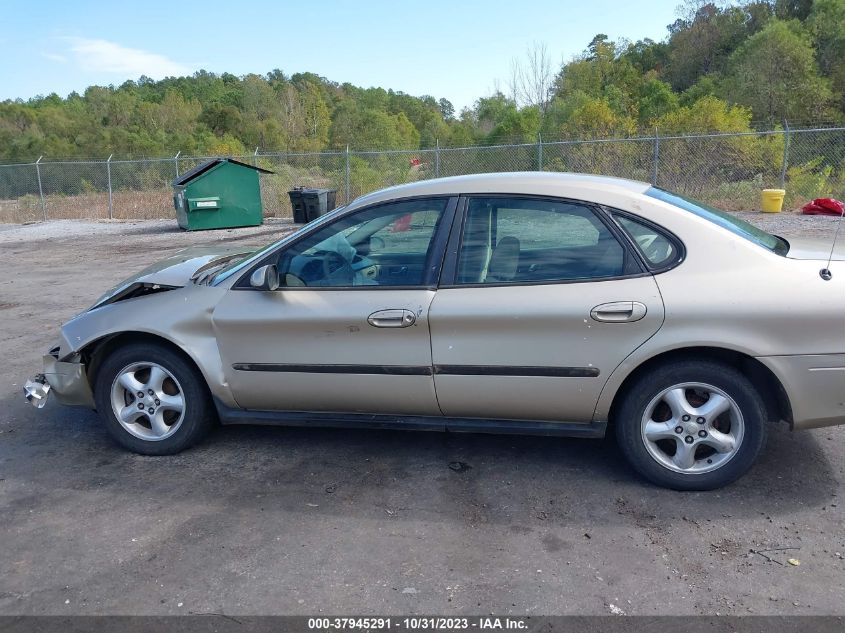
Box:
54 283 237 409
43 353 95 408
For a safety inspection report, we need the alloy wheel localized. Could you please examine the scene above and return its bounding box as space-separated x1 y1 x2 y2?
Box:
640 382 745 475
110 362 186 441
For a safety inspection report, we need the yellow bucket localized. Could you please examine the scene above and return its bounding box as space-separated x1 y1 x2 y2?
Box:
761 189 785 213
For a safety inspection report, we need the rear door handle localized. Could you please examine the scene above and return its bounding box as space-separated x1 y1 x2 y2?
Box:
590 301 647 323
367 309 417 328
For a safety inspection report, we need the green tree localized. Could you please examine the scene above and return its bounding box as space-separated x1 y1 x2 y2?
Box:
621 39 670 74
487 106 541 144
664 3 768 91
199 103 243 137
298 80 331 150
438 98 455 120
656 95 751 133
637 77 679 124
808 0 845 108
553 36 642 119
544 93 636 139
775 0 814 20
329 103 419 150
722 19 833 122
679 76 719 107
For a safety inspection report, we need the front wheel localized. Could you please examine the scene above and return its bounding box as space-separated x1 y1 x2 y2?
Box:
94 342 215 455
615 360 767 490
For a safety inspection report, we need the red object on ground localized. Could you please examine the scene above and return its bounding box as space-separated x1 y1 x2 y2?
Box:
410 158 421 167
391 213 413 232
802 198 845 215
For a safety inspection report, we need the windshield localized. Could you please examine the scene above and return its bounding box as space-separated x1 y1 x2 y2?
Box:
646 187 789 256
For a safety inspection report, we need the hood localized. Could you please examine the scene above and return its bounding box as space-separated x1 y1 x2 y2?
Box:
89 246 254 310
784 236 845 261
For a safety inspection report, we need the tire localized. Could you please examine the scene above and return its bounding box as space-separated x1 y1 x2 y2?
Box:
93 342 215 455
615 360 767 490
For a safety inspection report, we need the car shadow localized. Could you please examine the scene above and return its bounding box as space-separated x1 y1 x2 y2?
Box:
1 394 838 532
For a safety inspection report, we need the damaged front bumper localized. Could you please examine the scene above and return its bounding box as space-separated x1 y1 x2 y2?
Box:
23 374 51 408
24 351 95 409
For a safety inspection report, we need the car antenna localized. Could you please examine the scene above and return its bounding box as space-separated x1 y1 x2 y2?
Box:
820 203 845 281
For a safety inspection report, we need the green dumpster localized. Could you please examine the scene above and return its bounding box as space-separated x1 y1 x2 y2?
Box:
172 158 273 231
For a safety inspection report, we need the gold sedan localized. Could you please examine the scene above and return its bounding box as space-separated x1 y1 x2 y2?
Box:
25 173 845 490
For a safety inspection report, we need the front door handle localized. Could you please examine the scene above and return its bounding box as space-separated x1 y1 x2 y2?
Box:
590 301 647 323
367 309 417 328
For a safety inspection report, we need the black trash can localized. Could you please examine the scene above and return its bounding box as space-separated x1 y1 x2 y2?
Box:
288 187 337 223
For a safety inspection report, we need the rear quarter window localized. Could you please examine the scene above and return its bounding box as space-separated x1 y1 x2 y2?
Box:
614 214 679 269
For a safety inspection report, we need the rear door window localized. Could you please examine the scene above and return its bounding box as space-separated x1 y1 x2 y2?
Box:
456 197 629 284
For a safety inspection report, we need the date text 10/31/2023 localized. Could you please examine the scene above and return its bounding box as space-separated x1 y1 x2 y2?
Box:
307 617 529 630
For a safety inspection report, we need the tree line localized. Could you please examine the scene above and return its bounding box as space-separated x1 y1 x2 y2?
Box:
2 0 844 163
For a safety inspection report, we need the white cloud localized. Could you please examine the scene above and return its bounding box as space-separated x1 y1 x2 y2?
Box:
42 52 68 63
65 37 191 79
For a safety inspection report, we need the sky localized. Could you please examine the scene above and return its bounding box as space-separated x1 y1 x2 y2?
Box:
2 0 681 110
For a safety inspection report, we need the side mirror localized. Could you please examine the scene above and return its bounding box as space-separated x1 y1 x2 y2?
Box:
249 264 279 291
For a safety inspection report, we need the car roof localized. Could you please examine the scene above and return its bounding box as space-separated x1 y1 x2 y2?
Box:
346 172 652 209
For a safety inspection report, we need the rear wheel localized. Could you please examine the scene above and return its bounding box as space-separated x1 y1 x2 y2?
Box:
94 342 215 455
615 360 767 490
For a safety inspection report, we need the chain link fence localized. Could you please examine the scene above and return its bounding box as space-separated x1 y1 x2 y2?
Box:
2 126 844 223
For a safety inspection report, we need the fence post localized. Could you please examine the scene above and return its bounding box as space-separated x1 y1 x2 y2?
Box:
253 147 259 167
174 151 181 178
537 133 543 171
35 156 46 221
345 145 351 203
652 127 660 186
106 154 113 219
780 120 790 190
435 138 440 178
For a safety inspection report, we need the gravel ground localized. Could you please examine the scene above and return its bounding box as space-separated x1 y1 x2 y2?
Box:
735 210 845 239
0 212 844 616
0 217 294 244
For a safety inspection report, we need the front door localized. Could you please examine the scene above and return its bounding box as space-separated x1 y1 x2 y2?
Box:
429 195 665 423
213 197 455 415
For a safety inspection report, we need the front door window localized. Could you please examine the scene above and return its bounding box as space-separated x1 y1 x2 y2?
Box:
277 198 448 287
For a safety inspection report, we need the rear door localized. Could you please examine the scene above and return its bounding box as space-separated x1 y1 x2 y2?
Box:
428 195 665 423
